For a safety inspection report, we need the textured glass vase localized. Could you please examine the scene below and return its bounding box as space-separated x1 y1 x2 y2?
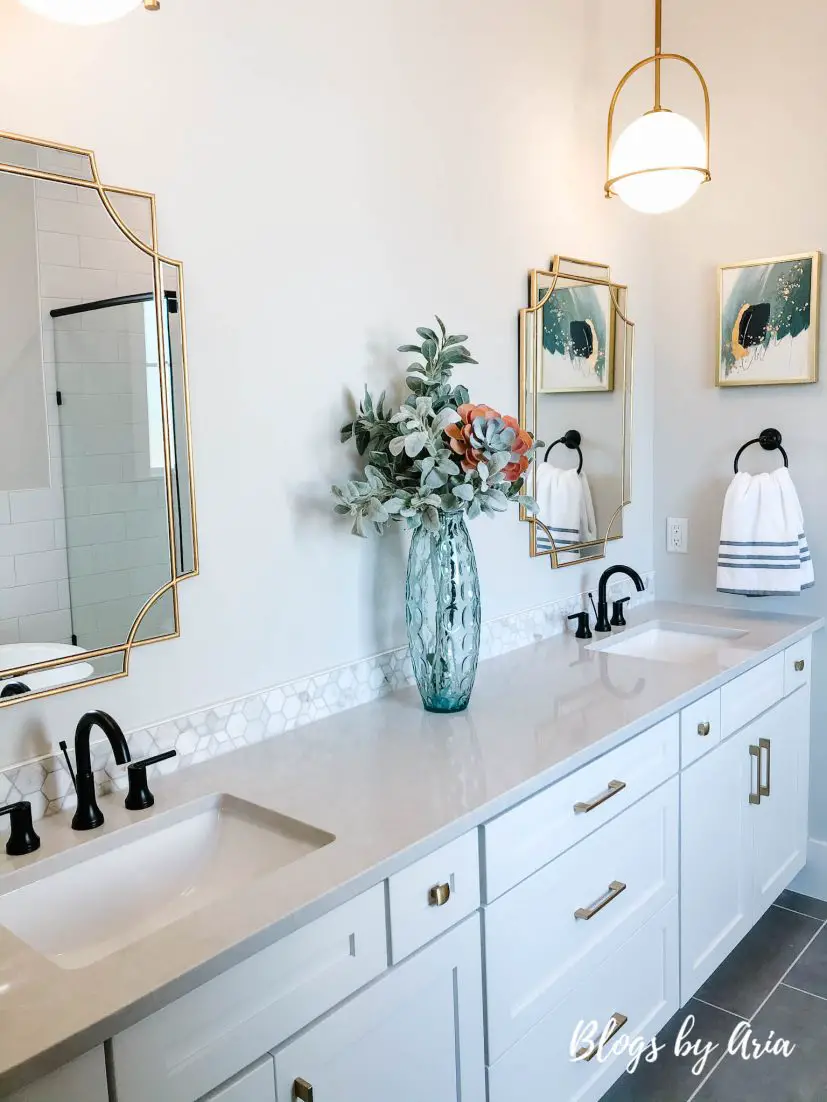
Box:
405 513 481 714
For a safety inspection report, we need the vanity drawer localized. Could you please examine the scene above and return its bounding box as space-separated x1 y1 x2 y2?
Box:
720 654 784 738
484 777 678 1062
680 689 721 767
486 897 679 1102
784 637 812 696
109 886 387 1102
388 829 480 962
482 716 679 901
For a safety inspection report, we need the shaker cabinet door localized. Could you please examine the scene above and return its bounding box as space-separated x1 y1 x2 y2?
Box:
680 726 754 1001
751 688 810 917
273 915 485 1102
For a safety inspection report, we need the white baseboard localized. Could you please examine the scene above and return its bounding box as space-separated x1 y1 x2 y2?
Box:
790 838 827 902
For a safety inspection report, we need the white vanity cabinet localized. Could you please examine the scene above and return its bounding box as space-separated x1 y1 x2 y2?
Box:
273 915 485 1102
681 680 811 1000
2 1049 108 1102
94 635 815 1102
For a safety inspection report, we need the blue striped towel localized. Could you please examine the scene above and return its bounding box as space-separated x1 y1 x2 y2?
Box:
717 468 813 596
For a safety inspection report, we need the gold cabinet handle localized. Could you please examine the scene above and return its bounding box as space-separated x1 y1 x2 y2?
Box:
574 780 626 814
759 737 771 798
795 659 806 672
428 882 451 907
575 880 627 920
697 721 711 737
294 1079 314 1102
749 743 761 805
576 1012 628 1061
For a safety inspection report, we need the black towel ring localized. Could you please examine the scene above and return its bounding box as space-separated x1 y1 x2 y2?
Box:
543 429 583 474
733 427 789 474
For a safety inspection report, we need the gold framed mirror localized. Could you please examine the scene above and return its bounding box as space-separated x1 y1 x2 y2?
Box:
0 131 197 707
519 256 634 568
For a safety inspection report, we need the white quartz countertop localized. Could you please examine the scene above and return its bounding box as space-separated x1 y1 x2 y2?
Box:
0 601 822 1091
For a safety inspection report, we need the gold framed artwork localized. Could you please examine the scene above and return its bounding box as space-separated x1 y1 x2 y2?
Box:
538 256 616 393
717 252 821 387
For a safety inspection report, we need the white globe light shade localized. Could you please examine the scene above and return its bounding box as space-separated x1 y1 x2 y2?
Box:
17 0 142 24
609 109 707 214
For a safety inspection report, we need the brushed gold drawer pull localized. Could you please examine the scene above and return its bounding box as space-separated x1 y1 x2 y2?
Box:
576 1012 628 1061
294 1079 314 1102
749 743 761 805
795 659 806 672
575 880 627 921
759 737 771 798
574 780 626 814
697 721 711 737
428 882 451 907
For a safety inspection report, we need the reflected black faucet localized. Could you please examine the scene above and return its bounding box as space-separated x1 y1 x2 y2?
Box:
594 565 645 633
70 711 131 831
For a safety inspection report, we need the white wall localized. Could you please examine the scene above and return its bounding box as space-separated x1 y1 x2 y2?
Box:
650 0 827 842
0 0 657 768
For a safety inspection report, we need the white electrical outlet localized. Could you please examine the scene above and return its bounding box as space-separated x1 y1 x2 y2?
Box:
667 517 688 554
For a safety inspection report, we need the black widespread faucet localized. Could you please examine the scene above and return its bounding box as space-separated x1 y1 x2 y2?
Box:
594 565 645 633
67 711 131 831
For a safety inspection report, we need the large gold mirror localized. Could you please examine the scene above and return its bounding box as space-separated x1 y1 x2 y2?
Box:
0 132 197 706
519 256 634 568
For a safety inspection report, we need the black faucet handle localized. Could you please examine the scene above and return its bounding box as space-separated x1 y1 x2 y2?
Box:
567 612 593 640
125 750 177 812
611 597 632 627
0 802 41 857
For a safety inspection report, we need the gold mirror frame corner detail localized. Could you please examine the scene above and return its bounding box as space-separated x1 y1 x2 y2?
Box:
0 130 199 709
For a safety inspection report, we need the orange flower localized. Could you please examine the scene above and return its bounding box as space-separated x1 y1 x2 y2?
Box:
501 415 533 482
445 404 532 480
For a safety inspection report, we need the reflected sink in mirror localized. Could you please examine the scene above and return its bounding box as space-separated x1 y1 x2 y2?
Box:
587 620 749 664
0 795 334 970
0 644 94 693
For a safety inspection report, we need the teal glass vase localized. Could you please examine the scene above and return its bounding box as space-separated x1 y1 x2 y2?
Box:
405 512 481 713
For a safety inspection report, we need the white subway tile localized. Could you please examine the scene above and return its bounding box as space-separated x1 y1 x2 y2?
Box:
62 455 123 487
0 618 20 645
37 231 80 267
36 179 79 202
63 486 89 516
66 513 126 546
53 363 86 395
125 509 168 541
60 423 133 458
53 518 67 550
93 537 169 573
69 570 132 608
0 582 60 620
57 579 70 610
18 610 72 644
116 271 154 297
0 494 9 525
0 558 14 588
13 549 68 586
39 264 118 301
130 565 170 597
35 197 122 241
53 329 120 365
0 522 55 557
9 488 64 524
57 393 133 427
67 546 95 578
79 235 153 276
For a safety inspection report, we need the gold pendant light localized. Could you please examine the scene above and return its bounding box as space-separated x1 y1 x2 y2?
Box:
17 0 158 23
605 0 710 214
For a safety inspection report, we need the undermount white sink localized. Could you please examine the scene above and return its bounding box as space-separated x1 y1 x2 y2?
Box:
0 794 334 970
587 620 749 664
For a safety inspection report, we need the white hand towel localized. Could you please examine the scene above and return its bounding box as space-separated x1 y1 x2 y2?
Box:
535 464 595 552
716 468 814 596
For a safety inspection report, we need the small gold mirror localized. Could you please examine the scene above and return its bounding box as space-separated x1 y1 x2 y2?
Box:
519 256 634 568
0 132 197 706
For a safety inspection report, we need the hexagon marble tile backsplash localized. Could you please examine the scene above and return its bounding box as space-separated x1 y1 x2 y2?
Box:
0 574 654 825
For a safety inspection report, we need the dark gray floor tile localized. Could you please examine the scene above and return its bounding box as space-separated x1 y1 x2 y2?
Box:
695 984 827 1102
785 925 827 999
602 998 740 1102
775 890 827 921
696 906 820 1018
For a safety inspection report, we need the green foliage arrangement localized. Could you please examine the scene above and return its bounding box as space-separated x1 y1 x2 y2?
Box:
332 319 539 536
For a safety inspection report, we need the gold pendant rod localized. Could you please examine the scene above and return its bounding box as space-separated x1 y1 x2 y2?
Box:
654 0 662 109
